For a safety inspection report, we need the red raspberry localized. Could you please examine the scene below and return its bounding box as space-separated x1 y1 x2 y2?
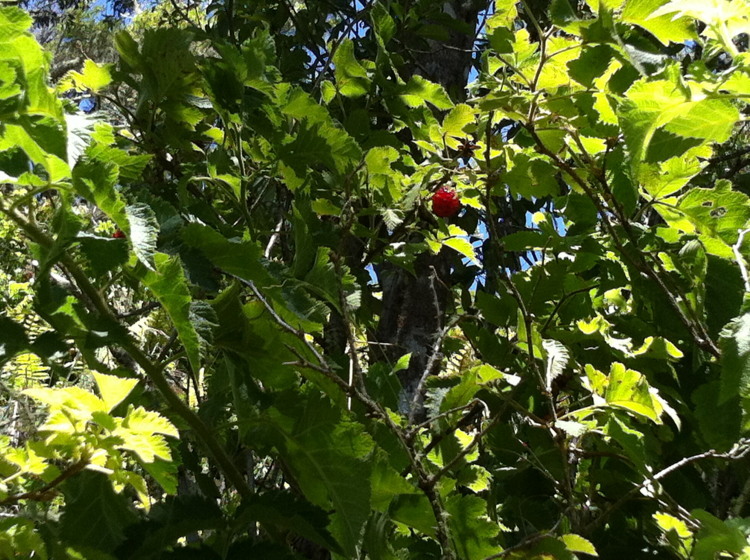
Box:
112 229 126 239
431 186 461 218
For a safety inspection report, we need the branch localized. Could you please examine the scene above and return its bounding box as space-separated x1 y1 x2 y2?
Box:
0 203 253 500
116 301 160 321
0 458 88 505
585 442 750 533
525 125 720 357
231 274 458 557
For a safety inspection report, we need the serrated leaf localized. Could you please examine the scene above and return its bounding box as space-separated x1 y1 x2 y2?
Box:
256 394 372 556
371 2 396 44
389 494 436 536
235 491 342 554
719 313 750 403
561 533 598 556
444 237 480 266
65 113 98 168
619 78 739 172
654 512 693 538
365 146 399 175
72 158 125 226
93 372 138 413
446 494 502 559
0 314 29 366
442 104 475 140
556 420 588 437
458 464 492 493
542 339 570 390
0 7 33 38
399 75 453 110
123 405 179 438
333 39 370 98
182 223 270 285
60 471 138 551
692 380 741 451
117 406 178 462
136 253 202 373
382 208 403 230
60 59 111 94
126 203 159 270
25 386 105 420
622 0 697 45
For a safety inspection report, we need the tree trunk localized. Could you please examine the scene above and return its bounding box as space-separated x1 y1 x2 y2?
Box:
375 1 485 421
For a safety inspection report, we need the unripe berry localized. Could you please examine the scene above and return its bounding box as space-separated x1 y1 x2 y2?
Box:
431 186 461 218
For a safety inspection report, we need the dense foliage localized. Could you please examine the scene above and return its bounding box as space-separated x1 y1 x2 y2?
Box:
3 0 750 558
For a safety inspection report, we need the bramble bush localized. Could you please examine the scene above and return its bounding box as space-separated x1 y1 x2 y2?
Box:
2 0 750 558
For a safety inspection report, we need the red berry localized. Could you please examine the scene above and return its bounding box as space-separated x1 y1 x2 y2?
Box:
112 229 126 239
431 186 461 218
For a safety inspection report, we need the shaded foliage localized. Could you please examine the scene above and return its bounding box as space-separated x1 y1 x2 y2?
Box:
3 1 750 559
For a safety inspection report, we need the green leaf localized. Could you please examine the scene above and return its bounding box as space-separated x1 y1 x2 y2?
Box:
254 394 373 556
639 146 709 199
72 158 126 227
86 145 151 180
0 7 32 39
561 533 598 556
135 253 202 374
719 313 750 403
123 405 179 439
126 203 159 270
605 363 660 423
692 509 748 560
371 2 396 44
388 494 436 537
93 372 138 413
399 75 453 110
487 0 518 29
706 255 745 339
77 234 129 277
663 181 750 257
621 0 697 45
365 146 399 175
442 104 475 146
0 314 29 366
654 512 693 538
446 494 501 559
25 386 105 421
568 45 617 87
619 78 739 171
692 379 742 452
333 39 370 98
444 237 479 266
182 223 270 286
506 155 560 199
371 450 418 512
281 86 330 124
116 406 179 462
60 471 138 552
0 123 69 181
235 491 342 554
60 60 112 94
141 458 178 494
